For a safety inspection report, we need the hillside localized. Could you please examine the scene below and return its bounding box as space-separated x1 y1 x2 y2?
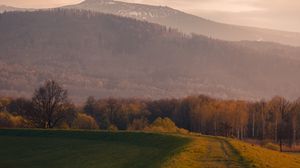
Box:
1 10 300 101
64 0 300 46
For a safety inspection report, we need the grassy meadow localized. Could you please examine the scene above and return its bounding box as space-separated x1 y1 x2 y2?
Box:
1 129 300 168
163 135 251 168
0 129 190 168
164 134 300 168
229 138 300 168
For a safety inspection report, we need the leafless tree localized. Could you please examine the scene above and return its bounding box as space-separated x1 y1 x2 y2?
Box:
31 80 70 128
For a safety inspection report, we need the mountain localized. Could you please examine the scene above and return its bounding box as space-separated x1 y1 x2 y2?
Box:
1 9 300 102
64 0 300 46
0 5 27 13
0 5 18 12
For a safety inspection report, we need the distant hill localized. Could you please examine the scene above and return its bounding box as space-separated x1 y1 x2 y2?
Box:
1 9 300 102
64 0 300 46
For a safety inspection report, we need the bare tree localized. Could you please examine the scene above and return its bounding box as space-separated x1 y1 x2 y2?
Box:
31 80 70 128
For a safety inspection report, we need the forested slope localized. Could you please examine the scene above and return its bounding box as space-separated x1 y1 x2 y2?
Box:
1 9 300 101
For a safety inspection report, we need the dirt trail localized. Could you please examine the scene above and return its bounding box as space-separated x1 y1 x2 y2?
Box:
163 135 251 168
201 136 251 168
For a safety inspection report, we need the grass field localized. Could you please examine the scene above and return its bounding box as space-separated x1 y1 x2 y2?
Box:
164 135 300 168
1 129 300 168
228 138 300 168
0 129 190 168
163 135 251 168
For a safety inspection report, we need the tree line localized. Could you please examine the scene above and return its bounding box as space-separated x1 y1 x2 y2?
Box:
1 80 300 149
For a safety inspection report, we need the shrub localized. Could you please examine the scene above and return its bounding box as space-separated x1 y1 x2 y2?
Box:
263 142 280 151
127 118 149 131
0 112 12 128
0 112 29 128
73 113 99 129
145 117 189 134
0 97 11 111
10 115 29 127
57 122 71 129
108 124 118 131
177 128 189 134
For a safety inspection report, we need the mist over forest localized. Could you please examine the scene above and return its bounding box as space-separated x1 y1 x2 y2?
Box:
1 9 300 102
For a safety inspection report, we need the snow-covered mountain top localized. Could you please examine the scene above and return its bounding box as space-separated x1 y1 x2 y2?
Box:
0 5 17 12
71 0 179 19
0 5 30 13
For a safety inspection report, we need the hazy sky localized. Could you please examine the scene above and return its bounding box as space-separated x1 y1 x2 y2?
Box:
0 0 83 8
0 0 299 32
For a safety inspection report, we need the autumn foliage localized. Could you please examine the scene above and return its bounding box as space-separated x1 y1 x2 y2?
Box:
1 80 300 148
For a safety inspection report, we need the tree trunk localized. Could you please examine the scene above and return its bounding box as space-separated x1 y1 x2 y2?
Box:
292 114 297 147
280 138 283 152
262 117 265 140
293 127 297 147
214 119 217 136
275 119 278 142
252 112 255 138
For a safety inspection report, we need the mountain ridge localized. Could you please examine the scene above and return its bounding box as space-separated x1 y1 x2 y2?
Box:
0 5 21 12
64 0 300 46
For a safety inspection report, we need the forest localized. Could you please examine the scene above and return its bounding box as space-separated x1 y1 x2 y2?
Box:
1 9 300 101
1 80 300 151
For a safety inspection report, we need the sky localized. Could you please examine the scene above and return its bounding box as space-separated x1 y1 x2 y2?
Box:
0 0 83 8
0 0 299 32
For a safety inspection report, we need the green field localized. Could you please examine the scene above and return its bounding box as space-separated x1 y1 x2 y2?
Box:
1 129 300 168
0 129 190 168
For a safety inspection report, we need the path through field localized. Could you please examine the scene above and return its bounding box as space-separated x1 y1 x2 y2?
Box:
163 135 251 168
